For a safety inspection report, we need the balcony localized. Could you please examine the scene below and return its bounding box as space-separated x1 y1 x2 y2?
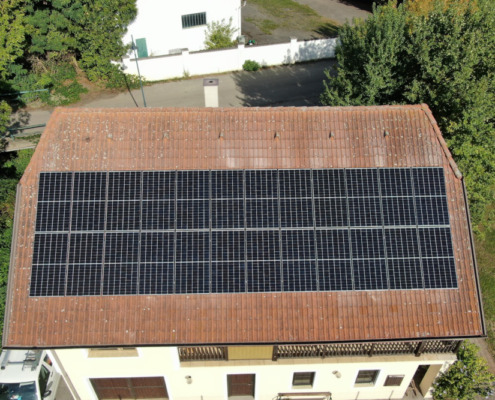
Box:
178 340 461 362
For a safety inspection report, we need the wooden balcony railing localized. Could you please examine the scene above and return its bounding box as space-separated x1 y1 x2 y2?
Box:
178 346 228 361
273 340 462 360
178 340 461 361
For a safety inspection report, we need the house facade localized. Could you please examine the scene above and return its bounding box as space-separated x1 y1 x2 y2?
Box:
4 106 485 400
122 0 241 57
51 344 457 400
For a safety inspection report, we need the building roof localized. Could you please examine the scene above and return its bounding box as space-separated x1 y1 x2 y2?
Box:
3 105 485 348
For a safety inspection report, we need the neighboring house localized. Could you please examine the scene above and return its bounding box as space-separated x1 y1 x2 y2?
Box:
123 0 241 57
3 105 485 400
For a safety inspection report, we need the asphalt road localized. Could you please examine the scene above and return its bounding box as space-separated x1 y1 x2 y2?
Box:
6 60 335 150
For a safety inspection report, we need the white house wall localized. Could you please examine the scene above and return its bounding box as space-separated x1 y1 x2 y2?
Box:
53 347 455 400
123 0 241 56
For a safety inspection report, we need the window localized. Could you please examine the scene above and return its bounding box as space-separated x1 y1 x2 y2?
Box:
90 377 168 400
292 372 315 387
38 365 50 396
182 12 207 28
355 370 379 386
227 374 255 399
384 375 405 386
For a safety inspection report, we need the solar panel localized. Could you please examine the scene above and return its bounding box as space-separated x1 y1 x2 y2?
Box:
73 172 107 201
30 168 458 296
67 264 102 296
247 261 281 292
212 262 245 293
139 263 174 294
283 260 317 292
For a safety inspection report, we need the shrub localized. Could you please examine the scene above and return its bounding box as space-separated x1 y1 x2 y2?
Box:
243 60 261 71
204 18 237 50
432 341 495 400
104 66 145 90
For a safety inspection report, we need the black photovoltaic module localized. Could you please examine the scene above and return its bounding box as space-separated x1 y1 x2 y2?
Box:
30 168 457 297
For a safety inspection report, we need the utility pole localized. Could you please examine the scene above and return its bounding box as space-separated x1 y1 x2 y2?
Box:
131 35 147 108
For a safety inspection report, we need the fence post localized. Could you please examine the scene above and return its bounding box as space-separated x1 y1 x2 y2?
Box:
182 49 190 76
237 43 245 70
290 37 298 64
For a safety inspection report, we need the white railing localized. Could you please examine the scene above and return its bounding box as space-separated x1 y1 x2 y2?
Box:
122 37 338 81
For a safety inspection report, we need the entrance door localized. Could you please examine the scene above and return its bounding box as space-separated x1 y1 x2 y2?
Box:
411 364 442 396
227 374 255 400
412 365 429 389
90 377 168 400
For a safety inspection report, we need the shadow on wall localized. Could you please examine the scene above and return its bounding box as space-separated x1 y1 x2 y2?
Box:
232 59 337 107
283 39 338 65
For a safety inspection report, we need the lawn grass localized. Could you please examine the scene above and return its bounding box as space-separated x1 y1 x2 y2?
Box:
476 227 495 353
248 0 340 37
259 19 280 34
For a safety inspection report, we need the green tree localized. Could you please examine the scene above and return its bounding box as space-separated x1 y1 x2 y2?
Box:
321 0 495 225
0 0 25 78
204 18 238 50
76 0 137 81
432 341 495 400
24 0 137 82
0 102 10 137
0 0 26 136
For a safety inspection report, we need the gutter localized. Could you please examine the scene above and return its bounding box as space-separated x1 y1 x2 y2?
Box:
2 184 23 348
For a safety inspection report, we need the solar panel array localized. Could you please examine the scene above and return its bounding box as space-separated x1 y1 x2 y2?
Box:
30 168 457 297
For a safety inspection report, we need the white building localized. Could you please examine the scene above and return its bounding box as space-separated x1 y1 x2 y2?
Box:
4 106 485 400
123 0 241 57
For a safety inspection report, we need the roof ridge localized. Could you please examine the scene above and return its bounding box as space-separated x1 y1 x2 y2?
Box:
59 104 426 113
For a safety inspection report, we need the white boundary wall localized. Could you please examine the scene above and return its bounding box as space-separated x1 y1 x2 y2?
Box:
122 38 338 81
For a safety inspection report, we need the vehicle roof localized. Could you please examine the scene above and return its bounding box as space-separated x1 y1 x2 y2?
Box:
0 350 42 383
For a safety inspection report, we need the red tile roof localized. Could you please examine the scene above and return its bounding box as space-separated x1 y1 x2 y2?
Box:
3 105 484 348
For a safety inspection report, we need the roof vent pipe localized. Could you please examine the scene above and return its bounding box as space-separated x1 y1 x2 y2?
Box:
203 78 219 108
384 130 390 136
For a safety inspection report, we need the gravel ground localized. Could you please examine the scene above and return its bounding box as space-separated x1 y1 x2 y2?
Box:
241 2 327 45
241 0 371 45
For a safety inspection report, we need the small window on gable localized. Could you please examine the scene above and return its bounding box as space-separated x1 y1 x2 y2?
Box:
384 375 405 386
355 370 379 386
182 12 207 28
292 372 315 388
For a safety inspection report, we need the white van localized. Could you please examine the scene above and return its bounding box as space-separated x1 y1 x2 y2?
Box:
0 350 61 400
